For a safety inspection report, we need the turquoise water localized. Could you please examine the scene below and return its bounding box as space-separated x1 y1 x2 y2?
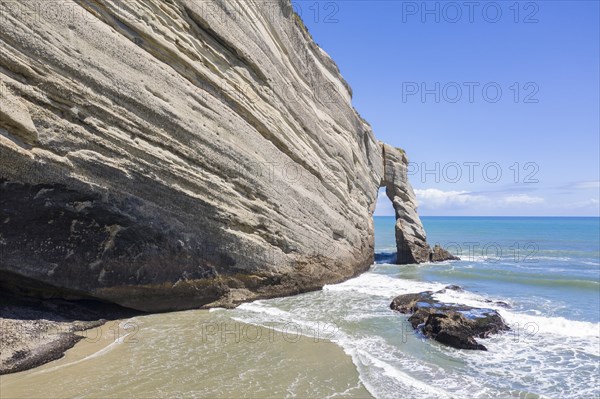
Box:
378 216 600 323
9 217 598 398
232 216 600 398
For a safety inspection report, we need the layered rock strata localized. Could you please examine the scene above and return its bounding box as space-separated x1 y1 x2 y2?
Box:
1 0 452 313
379 143 458 264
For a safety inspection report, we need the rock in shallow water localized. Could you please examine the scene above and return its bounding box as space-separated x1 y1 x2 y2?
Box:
430 244 460 262
390 290 509 350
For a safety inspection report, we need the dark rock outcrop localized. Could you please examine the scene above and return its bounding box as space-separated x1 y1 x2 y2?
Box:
421 313 487 350
431 244 460 262
390 289 509 350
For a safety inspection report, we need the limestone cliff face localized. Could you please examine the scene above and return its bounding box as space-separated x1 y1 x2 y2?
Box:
0 0 448 312
0 0 383 311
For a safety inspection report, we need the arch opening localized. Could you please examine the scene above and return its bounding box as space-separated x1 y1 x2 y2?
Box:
373 187 397 263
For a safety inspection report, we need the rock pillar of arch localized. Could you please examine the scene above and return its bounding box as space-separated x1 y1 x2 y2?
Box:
379 142 457 264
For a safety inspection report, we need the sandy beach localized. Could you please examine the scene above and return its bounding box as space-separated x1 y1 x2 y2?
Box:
1 309 372 398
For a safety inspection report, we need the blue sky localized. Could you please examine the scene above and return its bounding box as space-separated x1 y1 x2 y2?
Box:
299 0 599 216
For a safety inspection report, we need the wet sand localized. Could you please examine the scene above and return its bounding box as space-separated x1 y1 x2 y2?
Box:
1 309 373 398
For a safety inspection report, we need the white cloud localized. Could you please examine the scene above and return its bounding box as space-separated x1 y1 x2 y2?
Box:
413 189 546 211
378 187 598 215
567 198 600 209
414 189 486 208
572 181 600 190
501 194 544 205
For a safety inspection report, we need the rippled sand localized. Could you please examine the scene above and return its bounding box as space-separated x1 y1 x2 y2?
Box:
0 309 372 398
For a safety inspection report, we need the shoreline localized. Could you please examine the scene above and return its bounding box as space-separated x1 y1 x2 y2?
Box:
1 308 373 399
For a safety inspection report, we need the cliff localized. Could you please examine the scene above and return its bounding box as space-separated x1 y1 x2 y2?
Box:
0 0 452 312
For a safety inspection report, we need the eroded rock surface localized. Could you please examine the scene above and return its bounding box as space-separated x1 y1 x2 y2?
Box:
1 0 451 312
379 143 458 264
0 293 137 374
0 0 386 311
390 289 509 350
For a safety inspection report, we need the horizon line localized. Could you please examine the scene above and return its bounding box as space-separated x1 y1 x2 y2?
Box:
373 215 600 218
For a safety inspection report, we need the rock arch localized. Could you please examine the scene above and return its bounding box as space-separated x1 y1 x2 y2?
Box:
379 142 457 264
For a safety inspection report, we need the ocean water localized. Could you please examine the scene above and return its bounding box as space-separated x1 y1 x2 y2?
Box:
3 217 599 398
230 216 600 399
